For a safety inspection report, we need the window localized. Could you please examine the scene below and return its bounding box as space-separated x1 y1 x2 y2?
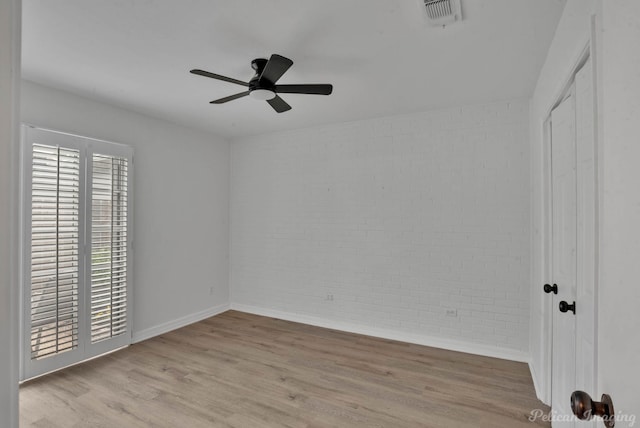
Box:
90 154 129 343
29 144 80 360
23 126 133 380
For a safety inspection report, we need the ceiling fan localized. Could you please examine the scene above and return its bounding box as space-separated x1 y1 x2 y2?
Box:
190 54 333 113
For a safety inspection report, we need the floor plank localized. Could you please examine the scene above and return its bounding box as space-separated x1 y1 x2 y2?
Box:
20 310 549 427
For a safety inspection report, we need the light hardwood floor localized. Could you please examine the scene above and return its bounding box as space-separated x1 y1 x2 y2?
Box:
20 311 549 427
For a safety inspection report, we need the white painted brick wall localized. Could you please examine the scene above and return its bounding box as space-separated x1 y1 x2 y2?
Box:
231 99 530 353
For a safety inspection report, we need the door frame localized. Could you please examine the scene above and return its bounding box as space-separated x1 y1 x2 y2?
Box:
20 125 134 381
540 21 600 410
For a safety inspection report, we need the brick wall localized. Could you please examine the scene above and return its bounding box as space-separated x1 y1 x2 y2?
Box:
231 99 530 354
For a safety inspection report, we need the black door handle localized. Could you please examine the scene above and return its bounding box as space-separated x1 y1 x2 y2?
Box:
559 301 576 314
544 283 558 294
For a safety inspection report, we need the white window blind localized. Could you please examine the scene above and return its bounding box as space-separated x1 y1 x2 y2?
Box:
30 144 80 359
90 154 129 343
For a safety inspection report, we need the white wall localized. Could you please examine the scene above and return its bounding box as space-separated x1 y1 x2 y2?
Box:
599 0 640 421
0 0 20 426
231 99 531 360
529 0 598 403
21 81 231 340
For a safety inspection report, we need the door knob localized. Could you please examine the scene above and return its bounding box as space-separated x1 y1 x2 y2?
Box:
559 300 576 314
571 390 615 427
544 283 558 294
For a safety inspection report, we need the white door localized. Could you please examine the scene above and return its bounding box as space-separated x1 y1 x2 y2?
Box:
550 87 577 427
547 56 599 427
22 126 133 380
574 59 598 405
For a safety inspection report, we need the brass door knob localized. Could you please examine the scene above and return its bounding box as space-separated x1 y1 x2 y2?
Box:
571 390 615 427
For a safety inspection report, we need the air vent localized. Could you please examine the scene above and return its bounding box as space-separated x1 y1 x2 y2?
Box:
421 0 462 27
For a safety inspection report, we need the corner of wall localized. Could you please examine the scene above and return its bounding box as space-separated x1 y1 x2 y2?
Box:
227 140 234 305
528 358 548 404
0 0 21 425
132 302 230 344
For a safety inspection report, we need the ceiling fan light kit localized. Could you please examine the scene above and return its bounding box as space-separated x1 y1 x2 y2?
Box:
249 89 277 101
190 54 333 113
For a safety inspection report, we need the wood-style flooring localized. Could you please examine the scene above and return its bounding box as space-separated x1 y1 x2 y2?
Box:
20 310 549 427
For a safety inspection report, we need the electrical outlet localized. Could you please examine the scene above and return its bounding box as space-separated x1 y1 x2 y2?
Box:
445 309 458 317
326 294 334 301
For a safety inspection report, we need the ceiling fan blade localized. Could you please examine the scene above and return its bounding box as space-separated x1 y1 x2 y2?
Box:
267 95 292 113
210 91 250 104
274 84 333 95
259 54 293 86
190 69 249 87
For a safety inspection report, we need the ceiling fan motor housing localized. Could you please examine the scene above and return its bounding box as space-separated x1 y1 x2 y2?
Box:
249 58 277 100
250 58 270 89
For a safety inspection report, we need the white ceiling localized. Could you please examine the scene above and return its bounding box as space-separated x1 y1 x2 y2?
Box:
22 0 566 140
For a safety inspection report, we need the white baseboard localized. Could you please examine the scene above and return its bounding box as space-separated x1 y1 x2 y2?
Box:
130 301 530 363
230 303 529 363
132 302 230 343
